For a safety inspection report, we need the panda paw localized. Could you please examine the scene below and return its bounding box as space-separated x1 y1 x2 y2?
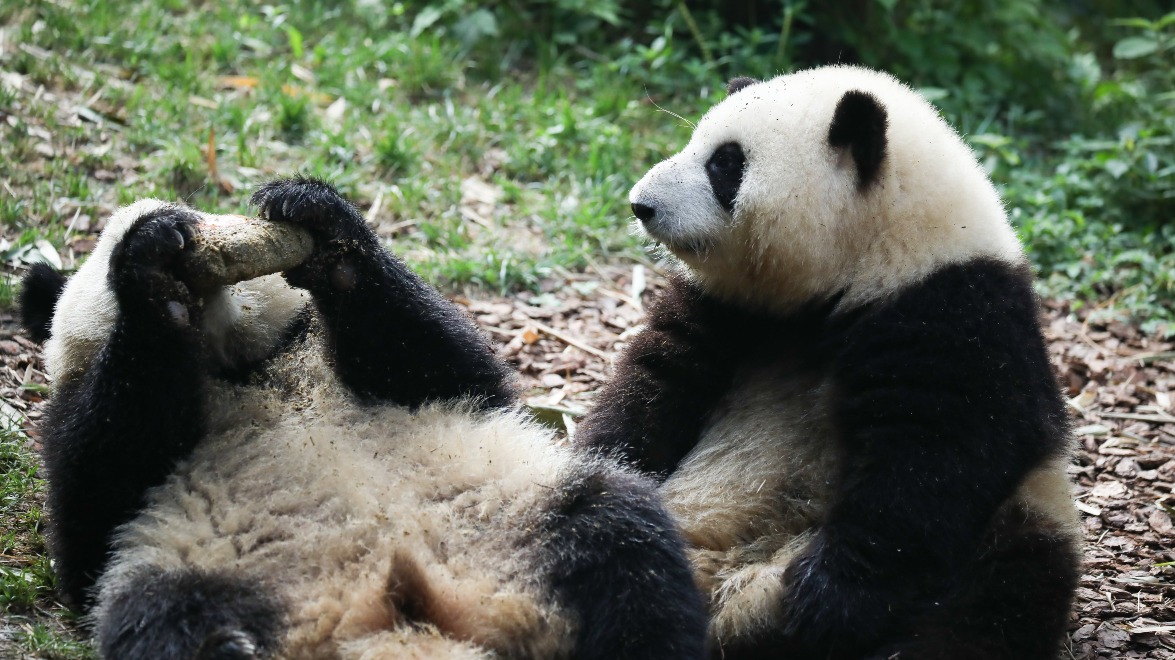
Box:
776 538 892 658
250 177 377 291
110 206 199 328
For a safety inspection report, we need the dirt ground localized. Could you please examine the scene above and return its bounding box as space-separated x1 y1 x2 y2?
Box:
1 264 1173 657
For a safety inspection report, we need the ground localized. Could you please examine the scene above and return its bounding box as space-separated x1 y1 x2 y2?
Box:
0 261 1173 658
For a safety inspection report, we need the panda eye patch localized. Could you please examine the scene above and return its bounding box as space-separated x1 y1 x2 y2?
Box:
705 142 746 215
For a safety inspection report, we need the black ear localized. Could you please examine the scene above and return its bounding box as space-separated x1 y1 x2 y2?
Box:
20 262 67 343
726 77 760 96
828 90 888 189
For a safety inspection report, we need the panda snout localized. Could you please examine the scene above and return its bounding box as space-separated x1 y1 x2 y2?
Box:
631 202 657 225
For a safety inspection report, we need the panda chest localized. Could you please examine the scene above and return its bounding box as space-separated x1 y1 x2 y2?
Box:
660 362 840 551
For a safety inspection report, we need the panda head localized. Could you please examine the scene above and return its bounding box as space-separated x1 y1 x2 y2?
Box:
42 200 307 384
630 65 1022 312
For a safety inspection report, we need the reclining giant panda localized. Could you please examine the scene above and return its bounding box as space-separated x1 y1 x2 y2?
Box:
577 65 1080 659
21 179 706 659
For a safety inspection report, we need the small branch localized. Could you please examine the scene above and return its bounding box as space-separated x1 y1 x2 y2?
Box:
530 320 610 360
1096 410 1175 424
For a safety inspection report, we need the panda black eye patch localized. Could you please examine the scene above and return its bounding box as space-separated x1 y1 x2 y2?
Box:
706 142 746 215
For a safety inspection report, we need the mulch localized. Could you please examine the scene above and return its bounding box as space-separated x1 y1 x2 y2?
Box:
1 264 1172 658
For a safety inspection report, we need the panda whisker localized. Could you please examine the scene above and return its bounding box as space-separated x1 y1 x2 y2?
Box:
644 89 696 130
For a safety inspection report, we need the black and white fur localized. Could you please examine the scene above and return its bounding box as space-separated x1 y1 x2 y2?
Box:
577 65 1079 659
23 179 707 659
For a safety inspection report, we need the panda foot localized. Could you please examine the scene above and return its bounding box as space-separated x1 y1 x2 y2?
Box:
250 177 378 292
251 177 371 244
110 206 199 327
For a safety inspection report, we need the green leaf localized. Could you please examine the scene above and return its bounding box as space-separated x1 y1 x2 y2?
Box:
284 26 303 59
410 6 444 38
1113 36 1158 60
917 86 948 102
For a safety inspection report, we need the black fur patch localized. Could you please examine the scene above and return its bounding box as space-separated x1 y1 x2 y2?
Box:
726 77 760 95
705 142 747 215
539 466 708 659
581 258 1074 658
19 262 66 343
97 569 285 660
827 90 888 190
251 177 516 409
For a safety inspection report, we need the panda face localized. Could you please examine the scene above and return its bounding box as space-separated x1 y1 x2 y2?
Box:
629 65 1023 312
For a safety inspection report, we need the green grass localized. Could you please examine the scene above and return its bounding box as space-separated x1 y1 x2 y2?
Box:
0 0 723 292
1 423 94 658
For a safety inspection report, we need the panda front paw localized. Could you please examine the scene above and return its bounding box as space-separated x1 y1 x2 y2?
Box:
776 538 893 659
110 206 199 328
250 177 378 292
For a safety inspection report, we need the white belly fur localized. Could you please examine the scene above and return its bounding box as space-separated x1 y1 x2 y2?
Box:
94 367 577 659
660 364 839 642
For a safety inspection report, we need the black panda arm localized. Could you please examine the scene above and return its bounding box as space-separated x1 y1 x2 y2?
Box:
575 276 739 476
776 257 1070 656
251 178 515 409
41 208 208 610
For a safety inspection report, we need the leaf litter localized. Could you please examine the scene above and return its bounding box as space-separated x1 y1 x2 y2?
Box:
1 268 1173 657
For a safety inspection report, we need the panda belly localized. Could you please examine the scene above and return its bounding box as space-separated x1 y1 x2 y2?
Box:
663 361 838 552
659 362 839 635
95 389 576 659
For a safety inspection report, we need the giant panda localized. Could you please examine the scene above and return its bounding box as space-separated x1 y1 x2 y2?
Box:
576 65 1080 660
20 178 708 659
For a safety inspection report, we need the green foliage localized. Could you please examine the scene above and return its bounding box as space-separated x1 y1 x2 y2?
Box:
986 12 1175 332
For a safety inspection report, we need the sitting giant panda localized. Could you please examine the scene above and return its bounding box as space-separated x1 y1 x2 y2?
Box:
577 65 1079 659
21 179 707 659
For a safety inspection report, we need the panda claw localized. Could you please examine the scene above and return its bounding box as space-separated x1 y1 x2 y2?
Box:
196 628 259 659
166 300 190 327
281 197 296 224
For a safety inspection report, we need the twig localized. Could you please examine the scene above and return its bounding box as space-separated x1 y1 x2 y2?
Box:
1096 410 1175 424
530 320 609 360
1134 351 1175 365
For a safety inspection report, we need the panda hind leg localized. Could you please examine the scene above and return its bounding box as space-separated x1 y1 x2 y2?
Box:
883 505 1079 660
250 177 515 408
537 466 709 660
95 568 286 660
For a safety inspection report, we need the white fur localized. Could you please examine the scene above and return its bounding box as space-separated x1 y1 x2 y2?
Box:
93 364 580 658
629 65 1024 313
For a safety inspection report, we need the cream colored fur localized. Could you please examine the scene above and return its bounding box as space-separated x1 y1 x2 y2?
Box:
661 362 837 643
45 200 308 383
87 341 581 658
629 64 1024 313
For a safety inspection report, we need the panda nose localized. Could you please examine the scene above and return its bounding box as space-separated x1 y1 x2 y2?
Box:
631 202 657 224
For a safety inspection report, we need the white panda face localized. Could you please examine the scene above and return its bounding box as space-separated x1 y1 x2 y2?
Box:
629 65 1023 312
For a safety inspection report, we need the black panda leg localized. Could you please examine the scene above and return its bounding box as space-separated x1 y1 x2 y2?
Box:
538 467 709 660
96 568 285 660
41 206 208 610
250 177 514 409
885 507 1079 660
